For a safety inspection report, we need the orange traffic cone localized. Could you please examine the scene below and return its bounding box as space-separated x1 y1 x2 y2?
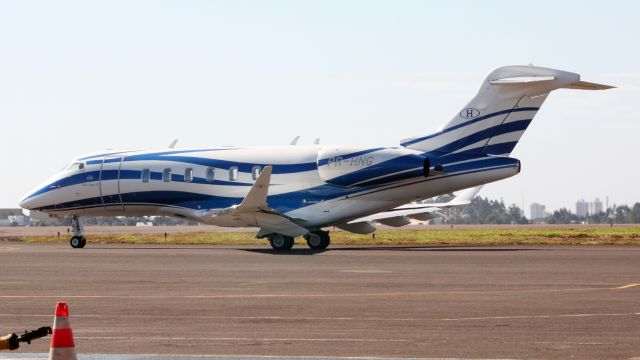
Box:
48 302 77 360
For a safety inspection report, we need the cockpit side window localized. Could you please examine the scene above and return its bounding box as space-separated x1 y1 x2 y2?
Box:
66 162 86 172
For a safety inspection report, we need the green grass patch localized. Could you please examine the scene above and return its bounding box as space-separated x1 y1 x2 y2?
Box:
20 226 640 246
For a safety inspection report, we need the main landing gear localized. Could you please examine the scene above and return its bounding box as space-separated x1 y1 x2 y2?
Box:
69 215 87 249
303 230 330 250
266 230 331 251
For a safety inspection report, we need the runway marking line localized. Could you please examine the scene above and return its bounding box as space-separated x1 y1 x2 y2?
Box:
0 283 636 299
614 283 640 289
0 354 521 360
73 336 411 343
1 312 637 322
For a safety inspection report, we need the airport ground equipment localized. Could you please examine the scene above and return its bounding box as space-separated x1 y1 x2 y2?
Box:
0 326 52 351
49 302 77 360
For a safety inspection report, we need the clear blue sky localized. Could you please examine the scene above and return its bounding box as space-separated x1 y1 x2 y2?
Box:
1 0 638 215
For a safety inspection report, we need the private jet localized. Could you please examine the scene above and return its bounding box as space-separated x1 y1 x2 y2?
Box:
19 65 612 250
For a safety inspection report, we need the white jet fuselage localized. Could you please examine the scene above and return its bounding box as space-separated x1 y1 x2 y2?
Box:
19 145 519 229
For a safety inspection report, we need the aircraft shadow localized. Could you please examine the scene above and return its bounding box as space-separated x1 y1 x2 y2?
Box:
242 245 539 255
79 245 539 254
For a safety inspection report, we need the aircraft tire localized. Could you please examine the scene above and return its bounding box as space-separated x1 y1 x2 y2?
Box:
269 234 294 250
70 236 86 249
305 231 330 250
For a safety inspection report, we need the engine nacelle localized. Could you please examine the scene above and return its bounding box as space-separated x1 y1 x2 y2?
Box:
317 146 428 187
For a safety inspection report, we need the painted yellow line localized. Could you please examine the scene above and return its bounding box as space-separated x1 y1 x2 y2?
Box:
613 283 640 289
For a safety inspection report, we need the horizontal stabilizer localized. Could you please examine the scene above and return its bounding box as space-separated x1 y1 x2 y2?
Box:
490 76 555 85
564 80 615 90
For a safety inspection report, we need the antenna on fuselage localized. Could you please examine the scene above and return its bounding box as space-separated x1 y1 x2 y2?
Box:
289 136 300 145
168 139 178 148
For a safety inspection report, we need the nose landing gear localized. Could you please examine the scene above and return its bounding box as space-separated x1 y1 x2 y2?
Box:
69 215 86 249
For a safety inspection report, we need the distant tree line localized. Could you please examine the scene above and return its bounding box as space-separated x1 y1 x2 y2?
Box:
442 197 640 225
442 196 528 224
545 203 640 224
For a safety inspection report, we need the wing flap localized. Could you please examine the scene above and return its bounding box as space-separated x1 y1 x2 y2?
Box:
336 222 377 234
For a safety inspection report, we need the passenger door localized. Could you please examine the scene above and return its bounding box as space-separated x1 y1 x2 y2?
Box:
99 156 124 211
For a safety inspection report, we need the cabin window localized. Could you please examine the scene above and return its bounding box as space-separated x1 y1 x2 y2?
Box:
141 169 150 183
251 166 261 180
184 168 193 183
162 168 172 182
206 167 215 182
229 166 238 181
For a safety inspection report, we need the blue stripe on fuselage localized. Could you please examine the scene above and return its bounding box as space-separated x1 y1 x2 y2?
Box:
122 154 317 174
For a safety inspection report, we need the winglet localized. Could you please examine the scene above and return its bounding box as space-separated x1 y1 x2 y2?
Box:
238 165 272 210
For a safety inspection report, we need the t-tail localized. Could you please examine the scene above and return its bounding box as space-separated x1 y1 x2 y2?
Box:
401 65 613 156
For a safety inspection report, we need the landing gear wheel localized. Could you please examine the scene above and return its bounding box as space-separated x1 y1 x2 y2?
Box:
304 231 330 250
70 236 86 249
269 234 294 250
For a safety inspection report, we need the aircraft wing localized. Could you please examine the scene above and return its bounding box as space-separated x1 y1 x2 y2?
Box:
340 186 482 233
198 165 309 237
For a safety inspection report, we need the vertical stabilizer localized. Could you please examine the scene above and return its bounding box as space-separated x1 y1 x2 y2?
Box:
401 65 612 156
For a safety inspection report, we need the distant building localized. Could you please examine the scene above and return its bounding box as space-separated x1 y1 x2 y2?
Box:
530 203 546 220
8 215 26 226
29 210 61 225
589 198 603 215
576 199 588 217
0 208 23 226
0 208 23 218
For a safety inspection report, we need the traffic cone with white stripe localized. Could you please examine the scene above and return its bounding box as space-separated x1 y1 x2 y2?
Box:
48 302 77 360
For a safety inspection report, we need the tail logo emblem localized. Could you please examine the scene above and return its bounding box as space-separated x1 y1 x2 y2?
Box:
460 108 480 119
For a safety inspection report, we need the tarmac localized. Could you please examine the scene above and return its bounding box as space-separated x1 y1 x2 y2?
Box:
0 243 638 359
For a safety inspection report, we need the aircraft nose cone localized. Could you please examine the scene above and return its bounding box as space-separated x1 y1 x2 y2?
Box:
19 195 35 210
